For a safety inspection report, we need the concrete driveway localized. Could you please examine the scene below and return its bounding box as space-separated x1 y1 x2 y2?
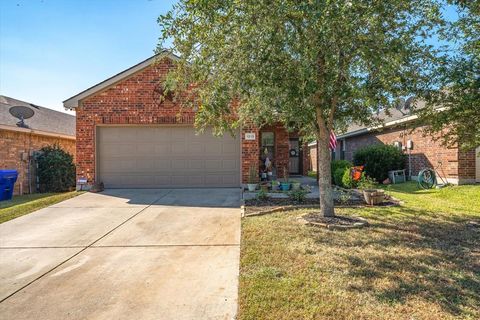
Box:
0 189 241 320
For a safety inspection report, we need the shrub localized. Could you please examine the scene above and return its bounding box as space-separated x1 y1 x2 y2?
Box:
341 168 357 189
37 145 76 192
353 144 405 182
288 188 309 203
331 160 352 182
357 174 377 190
333 167 347 186
256 189 268 201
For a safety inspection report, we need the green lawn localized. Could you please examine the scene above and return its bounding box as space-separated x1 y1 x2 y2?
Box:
239 182 480 320
0 191 83 224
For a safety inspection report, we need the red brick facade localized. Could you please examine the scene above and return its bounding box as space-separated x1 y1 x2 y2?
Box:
0 128 76 195
75 58 310 187
309 125 478 184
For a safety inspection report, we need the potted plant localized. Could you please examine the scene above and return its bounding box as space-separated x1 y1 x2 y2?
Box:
290 179 301 191
260 182 270 192
280 167 291 191
271 180 280 191
357 175 384 205
247 164 258 192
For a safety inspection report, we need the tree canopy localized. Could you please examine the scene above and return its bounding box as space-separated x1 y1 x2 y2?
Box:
416 1 479 150
158 0 444 134
157 0 448 216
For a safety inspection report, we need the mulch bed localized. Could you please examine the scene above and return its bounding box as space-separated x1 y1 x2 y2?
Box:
243 194 400 216
301 212 369 230
244 197 363 216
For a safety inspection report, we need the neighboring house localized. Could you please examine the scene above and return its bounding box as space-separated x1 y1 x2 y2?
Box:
309 105 480 184
63 53 310 189
0 95 76 195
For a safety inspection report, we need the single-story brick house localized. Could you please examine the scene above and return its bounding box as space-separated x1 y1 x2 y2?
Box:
64 53 310 189
0 95 76 195
309 105 480 184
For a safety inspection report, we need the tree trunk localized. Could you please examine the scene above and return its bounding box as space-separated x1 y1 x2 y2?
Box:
317 129 335 217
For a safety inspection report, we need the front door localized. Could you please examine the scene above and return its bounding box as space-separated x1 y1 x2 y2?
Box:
289 138 301 174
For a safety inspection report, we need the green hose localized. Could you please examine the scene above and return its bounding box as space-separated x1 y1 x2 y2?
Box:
418 168 436 189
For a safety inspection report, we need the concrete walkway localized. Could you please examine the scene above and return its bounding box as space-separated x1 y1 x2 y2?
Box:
0 189 241 320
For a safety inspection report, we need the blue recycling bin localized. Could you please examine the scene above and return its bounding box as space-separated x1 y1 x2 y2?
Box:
0 170 18 201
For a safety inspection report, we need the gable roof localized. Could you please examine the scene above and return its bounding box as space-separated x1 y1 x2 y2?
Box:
63 51 179 110
0 95 75 137
337 101 425 139
308 101 428 146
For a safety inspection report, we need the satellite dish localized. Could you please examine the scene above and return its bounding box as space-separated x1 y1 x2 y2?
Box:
9 105 35 128
395 98 406 111
405 97 415 110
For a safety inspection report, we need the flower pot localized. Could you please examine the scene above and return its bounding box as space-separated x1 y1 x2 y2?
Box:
247 183 257 192
280 182 291 191
291 182 301 191
363 189 385 205
271 182 279 191
260 183 269 192
267 171 273 181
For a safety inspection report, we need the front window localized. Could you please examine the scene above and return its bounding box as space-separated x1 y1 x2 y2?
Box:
261 132 274 160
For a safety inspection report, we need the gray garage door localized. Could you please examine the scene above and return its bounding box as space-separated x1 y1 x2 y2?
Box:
96 126 240 188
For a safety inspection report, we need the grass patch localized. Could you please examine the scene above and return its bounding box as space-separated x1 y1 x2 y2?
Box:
307 170 317 179
239 182 480 319
0 191 83 224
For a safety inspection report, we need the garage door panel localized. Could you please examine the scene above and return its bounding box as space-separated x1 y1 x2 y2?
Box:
172 143 187 155
154 159 171 170
205 160 221 170
187 176 204 185
188 160 204 170
137 144 153 153
222 159 237 170
154 175 172 186
205 144 222 154
136 159 155 171
223 143 238 154
172 159 187 170
222 175 237 185
97 126 240 188
154 143 171 154
190 143 204 154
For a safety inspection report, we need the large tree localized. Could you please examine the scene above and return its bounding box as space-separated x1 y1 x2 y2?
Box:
417 1 479 150
157 0 443 217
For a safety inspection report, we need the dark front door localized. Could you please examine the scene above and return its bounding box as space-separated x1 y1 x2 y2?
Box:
289 138 301 174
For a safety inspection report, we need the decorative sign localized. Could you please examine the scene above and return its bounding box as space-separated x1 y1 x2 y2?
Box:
245 132 256 140
77 178 88 191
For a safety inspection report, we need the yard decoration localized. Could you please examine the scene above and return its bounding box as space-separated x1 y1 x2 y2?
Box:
280 167 291 191
158 0 446 217
247 164 258 192
362 189 385 206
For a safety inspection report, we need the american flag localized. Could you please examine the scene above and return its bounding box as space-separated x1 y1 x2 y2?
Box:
329 130 337 150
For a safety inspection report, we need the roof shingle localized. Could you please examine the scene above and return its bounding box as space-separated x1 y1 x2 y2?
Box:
0 95 75 137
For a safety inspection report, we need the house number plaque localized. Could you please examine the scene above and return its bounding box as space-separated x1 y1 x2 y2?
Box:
245 133 256 140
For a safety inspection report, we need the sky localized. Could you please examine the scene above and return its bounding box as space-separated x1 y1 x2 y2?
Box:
1 1 459 115
0 0 176 114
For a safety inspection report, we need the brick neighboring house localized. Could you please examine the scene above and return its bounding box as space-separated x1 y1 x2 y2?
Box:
0 95 76 195
64 53 310 189
309 105 480 185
